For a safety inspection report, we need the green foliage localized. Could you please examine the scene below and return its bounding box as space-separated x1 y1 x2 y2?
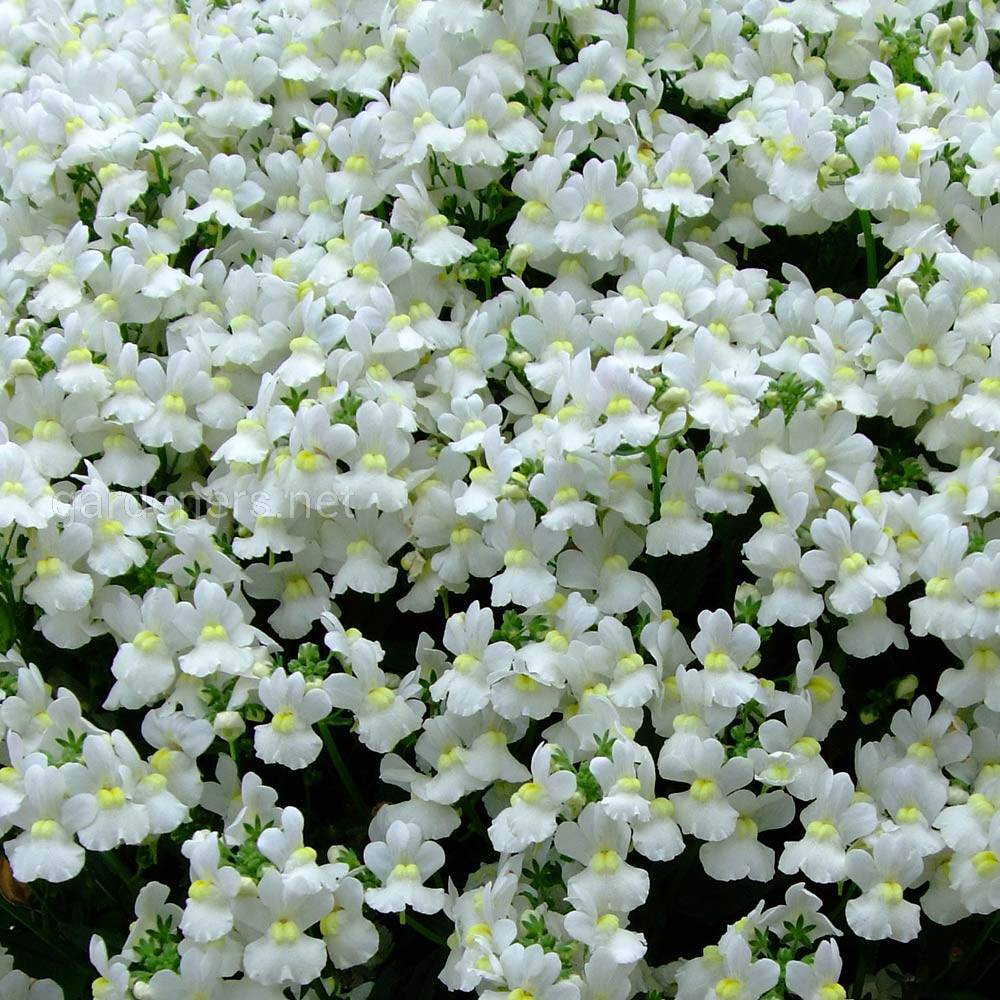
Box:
761 374 816 423
521 857 568 913
220 817 273 879
875 18 932 89
456 237 505 300
520 910 577 973
131 915 181 982
551 745 604 803
727 700 765 757
288 641 336 680
875 448 926 492
491 610 550 648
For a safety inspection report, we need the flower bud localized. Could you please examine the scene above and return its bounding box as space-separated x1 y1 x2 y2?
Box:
213 710 245 740
815 392 839 415
656 385 689 411
928 23 952 51
947 784 970 806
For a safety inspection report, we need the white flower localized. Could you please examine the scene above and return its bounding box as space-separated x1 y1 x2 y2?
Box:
255 668 331 770
557 41 629 127
241 869 331 986
197 36 277 134
557 803 650 913
661 737 754 842
845 834 924 942
480 943 580 1000
553 159 637 261
871 294 964 406
431 602 514 717
784 940 847 1000
690 609 761 709
0 442 51 529
322 875 380 969
364 819 446 914
324 645 424 753
485 500 565 608
590 738 656 824
179 832 242 943
801 509 900 616
699 790 795 882
184 154 265 230
845 108 921 211
5 763 95 883
173 579 257 679
646 450 713 557
779 771 876 883
704 933 779 1000
488 743 577 852
644 132 714 218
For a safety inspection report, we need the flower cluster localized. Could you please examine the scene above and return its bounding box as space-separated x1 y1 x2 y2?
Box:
2 0 1000 996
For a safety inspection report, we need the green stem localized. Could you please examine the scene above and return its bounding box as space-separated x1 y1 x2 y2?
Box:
853 940 874 999
646 443 662 521
956 910 1000 984
400 911 448 948
664 203 678 243
151 150 169 191
1 527 15 563
626 0 636 50
0 896 64 955
858 209 878 288
454 164 466 190
312 977 333 1000
101 849 137 893
320 722 366 814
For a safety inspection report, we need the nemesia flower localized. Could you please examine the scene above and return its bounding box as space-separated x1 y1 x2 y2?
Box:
2 1 1000 996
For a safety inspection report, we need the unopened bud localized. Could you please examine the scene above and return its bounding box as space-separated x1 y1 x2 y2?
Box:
826 152 853 174
657 385 689 411
947 785 969 806
896 277 919 302
815 392 839 415
213 711 245 740
508 243 532 275
928 23 952 51
895 674 919 700
500 483 527 501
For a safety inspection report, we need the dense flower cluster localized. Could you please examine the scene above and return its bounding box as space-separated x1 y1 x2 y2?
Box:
2 0 1000 996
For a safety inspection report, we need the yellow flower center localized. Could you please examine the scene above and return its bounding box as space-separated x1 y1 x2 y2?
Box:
269 918 300 943
690 778 718 801
367 686 395 709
